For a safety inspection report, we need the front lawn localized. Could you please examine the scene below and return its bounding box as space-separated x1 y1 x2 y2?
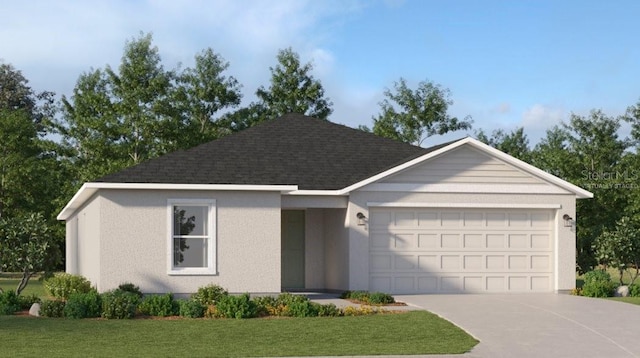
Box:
0 276 45 297
607 297 640 305
0 311 477 357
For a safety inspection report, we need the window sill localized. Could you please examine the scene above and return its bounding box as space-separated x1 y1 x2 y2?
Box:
168 269 218 276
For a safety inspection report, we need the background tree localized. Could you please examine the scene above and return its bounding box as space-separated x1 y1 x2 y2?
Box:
253 48 333 122
365 78 472 145
0 213 60 295
476 127 531 162
593 217 640 285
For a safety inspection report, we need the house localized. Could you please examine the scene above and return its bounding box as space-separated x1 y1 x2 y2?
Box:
57 113 593 295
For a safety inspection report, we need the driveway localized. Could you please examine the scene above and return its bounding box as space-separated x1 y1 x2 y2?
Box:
395 294 640 358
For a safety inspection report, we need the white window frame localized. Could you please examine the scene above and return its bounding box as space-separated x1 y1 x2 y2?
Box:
167 199 217 275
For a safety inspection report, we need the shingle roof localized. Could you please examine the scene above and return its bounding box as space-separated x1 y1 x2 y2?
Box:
96 113 459 190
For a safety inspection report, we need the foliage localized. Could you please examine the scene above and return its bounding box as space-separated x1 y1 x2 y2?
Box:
343 306 381 316
253 293 341 318
316 303 341 317
476 127 532 162
192 284 228 306
0 290 21 315
178 299 205 318
581 270 616 298
117 282 143 298
63 289 102 319
593 216 640 285
367 77 471 145
628 284 640 297
44 273 92 301
0 213 61 295
254 47 333 122
138 293 178 317
100 289 140 319
40 299 66 318
340 290 395 305
214 293 258 319
18 294 41 310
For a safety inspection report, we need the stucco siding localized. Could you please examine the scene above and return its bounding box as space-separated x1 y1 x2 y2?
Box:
69 195 102 290
98 190 281 294
382 146 545 185
348 191 576 293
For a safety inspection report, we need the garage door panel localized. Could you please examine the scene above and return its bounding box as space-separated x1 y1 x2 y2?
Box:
369 208 555 293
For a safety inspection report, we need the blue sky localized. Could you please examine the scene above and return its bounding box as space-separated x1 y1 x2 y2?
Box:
2 0 638 146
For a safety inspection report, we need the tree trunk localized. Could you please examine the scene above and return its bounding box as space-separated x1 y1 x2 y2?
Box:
16 270 32 295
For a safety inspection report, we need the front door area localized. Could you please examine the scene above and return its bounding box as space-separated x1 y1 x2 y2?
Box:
281 210 305 290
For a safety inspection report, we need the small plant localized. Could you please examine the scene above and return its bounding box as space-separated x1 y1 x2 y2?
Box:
44 273 92 301
101 289 140 319
570 287 583 296
0 290 21 315
178 299 205 318
581 270 616 298
192 284 228 306
18 294 42 310
40 300 66 318
342 306 381 316
64 289 102 319
317 303 341 317
139 293 178 317
629 284 640 297
215 293 258 319
204 304 218 319
286 299 319 317
341 290 395 305
118 283 143 298
368 292 395 305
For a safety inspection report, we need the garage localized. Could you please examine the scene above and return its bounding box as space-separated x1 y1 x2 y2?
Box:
369 207 556 294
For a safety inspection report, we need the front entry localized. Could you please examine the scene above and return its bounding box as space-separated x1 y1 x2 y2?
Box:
281 210 305 290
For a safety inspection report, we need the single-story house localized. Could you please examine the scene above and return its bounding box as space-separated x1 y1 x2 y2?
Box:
57 113 593 295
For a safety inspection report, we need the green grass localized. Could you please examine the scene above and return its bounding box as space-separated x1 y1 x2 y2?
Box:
0 276 46 297
0 311 477 357
607 297 640 305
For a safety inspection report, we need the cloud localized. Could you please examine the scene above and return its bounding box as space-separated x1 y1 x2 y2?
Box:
521 104 566 130
492 102 511 114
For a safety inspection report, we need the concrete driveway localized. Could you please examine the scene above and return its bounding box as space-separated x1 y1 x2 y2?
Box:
395 294 640 358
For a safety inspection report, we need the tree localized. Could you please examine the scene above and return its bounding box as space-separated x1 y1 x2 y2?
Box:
174 48 242 148
531 110 630 273
0 213 60 295
254 48 333 122
476 127 531 162
368 78 472 145
593 217 640 285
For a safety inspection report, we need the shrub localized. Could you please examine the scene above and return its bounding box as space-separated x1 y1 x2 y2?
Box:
0 290 21 315
204 304 218 319
64 289 102 319
317 303 341 317
178 299 205 318
215 294 258 319
287 299 319 317
629 284 640 297
342 306 379 316
101 290 140 319
118 283 143 298
192 284 228 306
40 300 66 318
582 270 616 297
44 273 92 301
18 294 42 310
252 296 278 317
570 287 583 296
139 294 178 317
368 292 395 305
341 290 395 305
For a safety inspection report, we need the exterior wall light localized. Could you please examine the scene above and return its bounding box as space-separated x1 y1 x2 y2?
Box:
562 214 574 227
357 212 367 226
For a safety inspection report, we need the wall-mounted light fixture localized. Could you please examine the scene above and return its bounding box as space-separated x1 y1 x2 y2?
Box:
357 212 367 226
562 214 574 227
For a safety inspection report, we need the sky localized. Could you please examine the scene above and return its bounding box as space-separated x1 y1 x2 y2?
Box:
1 0 639 146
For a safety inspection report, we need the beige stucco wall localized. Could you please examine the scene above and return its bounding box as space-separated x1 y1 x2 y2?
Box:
96 189 282 294
67 194 102 289
347 191 577 292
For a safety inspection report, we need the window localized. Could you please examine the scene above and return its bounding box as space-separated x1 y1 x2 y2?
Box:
168 199 216 275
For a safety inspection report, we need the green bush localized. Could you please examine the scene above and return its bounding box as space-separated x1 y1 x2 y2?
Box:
118 283 143 298
368 292 395 305
316 303 341 317
629 284 640 297
215 294 258 319
178 299 205 318
192 284 228 306
286 299 319 317
44 273 92 301
40 300 66 318
582 270 616 297
139 293 178 317
101 290 140 319
341 290 395 305
18 294 42 310
0 290 21 315
64 289 102 319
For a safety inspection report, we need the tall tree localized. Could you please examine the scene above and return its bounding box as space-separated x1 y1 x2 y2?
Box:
174 48 242 148
476 127 531 162
367 78 472 145
531 110 630 273
254 48 333 121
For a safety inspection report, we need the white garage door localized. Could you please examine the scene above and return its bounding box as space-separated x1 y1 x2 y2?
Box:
369 208 555 293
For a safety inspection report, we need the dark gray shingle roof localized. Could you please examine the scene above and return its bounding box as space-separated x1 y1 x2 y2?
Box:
96 113 458 190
